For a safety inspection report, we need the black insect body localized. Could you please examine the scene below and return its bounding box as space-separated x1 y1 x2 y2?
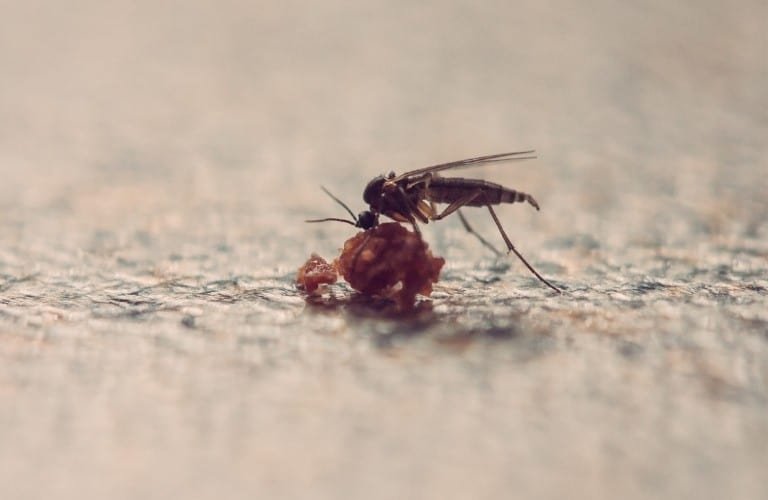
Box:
307 151 561 293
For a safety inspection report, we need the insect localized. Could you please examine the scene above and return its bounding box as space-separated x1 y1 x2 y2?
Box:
307 151 561 293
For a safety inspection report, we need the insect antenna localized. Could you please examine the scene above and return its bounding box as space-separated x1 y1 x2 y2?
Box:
320 186 357 222
305 186 359 226
305 217 357 226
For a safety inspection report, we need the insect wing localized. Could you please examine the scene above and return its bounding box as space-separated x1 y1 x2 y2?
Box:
389 151 536 183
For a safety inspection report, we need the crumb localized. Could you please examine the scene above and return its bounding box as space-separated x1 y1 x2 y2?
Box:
296 253 338 293
335 222 444 308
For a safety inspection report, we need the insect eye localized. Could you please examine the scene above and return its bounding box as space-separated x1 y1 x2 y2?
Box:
386 171 395 179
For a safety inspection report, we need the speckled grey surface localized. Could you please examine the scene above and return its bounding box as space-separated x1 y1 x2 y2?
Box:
1 1 766 499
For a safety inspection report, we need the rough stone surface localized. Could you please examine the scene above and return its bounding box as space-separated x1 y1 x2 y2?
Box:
1 1 766 499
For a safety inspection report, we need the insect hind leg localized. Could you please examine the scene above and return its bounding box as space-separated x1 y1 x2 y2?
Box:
430 190 481 221
428 189 502 256
485 204 561 293
456 209 503 256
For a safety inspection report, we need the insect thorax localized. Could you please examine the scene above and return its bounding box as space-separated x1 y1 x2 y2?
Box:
362 175 386 207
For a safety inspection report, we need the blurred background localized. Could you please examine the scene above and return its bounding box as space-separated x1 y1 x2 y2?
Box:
1 1 766 499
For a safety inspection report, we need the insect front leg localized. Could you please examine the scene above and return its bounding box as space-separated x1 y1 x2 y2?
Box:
399 185 429 224
421 174 441 218
387 184 426 233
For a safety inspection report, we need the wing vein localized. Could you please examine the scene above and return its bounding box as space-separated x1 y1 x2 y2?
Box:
391 151 536 181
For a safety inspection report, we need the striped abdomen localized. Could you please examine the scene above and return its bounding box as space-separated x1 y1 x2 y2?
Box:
426 177 540 210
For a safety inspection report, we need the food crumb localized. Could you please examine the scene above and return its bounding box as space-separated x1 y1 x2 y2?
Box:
335 222 444 308
296 253 338 293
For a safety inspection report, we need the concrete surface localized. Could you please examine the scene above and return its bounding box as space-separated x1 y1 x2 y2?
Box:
1 1 766 499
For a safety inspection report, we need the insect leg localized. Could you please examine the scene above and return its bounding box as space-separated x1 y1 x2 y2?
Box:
349 231 373 275
427 189 503 255
429 190 482 221
456 209 503 256
422 175 439 217
486 204 561 293
397 185 429 224
389 184 425 233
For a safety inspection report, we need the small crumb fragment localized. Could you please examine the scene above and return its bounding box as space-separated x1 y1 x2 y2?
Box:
335 222 444 308
296 253 338 293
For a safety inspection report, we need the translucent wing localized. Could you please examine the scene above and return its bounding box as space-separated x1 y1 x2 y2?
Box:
390 151 536 182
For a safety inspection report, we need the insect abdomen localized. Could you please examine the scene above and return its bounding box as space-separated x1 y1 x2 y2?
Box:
427 178 540 209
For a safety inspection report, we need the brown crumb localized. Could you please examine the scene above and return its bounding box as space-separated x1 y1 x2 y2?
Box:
296 253 338 293
335 222 445 308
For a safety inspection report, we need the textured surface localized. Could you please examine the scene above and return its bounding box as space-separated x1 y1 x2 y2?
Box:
1 1 767 499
